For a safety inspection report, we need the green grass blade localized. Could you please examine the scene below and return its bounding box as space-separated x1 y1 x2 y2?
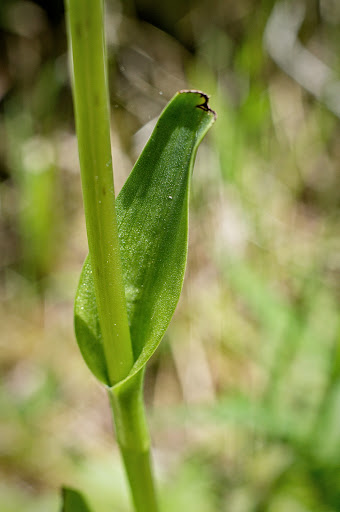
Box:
74 90 215 385
61 487 93 512
66 0 134 386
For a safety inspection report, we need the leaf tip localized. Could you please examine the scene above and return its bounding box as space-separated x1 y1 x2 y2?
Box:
179 89 217 121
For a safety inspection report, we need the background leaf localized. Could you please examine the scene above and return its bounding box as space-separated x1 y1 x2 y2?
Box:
61 487 93 512
74 90 215 386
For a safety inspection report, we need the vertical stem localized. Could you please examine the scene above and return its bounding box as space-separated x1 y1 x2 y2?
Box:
109 371 159 512
66 0 134 385
66 2 160 510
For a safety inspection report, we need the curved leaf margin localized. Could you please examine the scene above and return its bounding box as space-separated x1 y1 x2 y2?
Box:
74 90 216 389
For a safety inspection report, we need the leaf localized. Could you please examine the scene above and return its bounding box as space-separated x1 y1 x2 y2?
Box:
74 90 216 386
61 487 93 512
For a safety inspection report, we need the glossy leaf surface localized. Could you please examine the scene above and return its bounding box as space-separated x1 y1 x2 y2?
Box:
74 90 216 386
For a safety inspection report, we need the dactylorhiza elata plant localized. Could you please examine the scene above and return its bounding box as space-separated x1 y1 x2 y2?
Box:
64 0 216 511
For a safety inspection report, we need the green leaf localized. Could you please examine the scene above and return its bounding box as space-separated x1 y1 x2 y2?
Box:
74 90 216 386
61 487 93 512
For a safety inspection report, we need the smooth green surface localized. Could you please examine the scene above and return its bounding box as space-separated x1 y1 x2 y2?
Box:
61 487 93 512
66 0 133 386
109 371 149 452
74 90 215 386
109 371 159 512
120 449 158 512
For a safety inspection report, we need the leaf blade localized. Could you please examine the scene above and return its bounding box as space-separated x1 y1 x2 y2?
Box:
74 90 216 386
118 92 215 360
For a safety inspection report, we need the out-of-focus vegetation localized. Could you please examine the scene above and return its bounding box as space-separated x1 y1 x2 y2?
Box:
0 0 339 511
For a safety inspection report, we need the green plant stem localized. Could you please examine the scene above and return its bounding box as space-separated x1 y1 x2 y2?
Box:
109 371 159 512
66 0 133 385
66 1 159 510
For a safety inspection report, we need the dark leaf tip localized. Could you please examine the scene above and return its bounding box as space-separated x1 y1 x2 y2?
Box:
179 89 217 120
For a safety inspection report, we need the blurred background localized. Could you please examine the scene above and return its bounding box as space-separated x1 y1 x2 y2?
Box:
0 0 340 510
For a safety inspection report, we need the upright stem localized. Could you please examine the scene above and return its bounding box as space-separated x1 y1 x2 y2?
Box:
109 371 159 512
66 1 159 510
66 0 133 385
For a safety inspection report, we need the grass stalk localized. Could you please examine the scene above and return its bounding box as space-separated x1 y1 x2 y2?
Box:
65 0 133 385
109 371 159 512
66 0 159 510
